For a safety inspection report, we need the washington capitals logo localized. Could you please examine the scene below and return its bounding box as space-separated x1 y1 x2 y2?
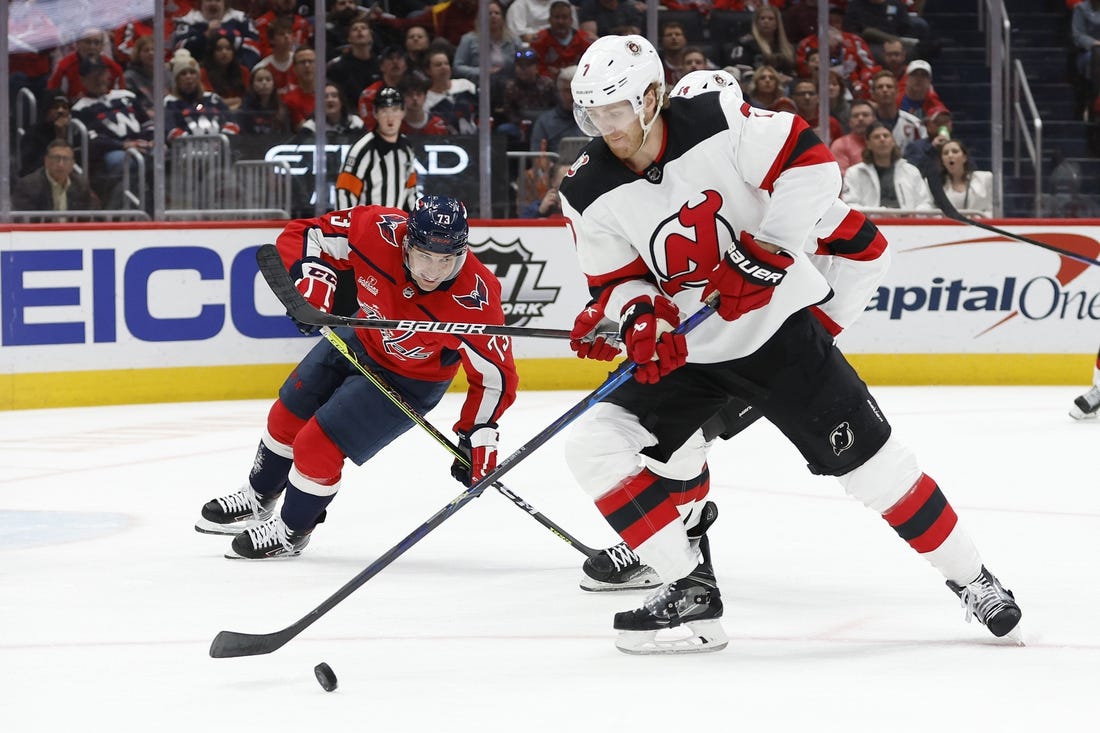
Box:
376 214 405 247
453 274 490 311
829 422 854 456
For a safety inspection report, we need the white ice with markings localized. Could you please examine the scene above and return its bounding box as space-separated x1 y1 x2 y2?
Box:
2 386 1098 731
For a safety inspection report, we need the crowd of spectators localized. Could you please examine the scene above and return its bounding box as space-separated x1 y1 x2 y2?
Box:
9 0 990 218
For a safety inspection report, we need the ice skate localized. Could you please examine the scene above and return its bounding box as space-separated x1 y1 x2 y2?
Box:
195 485 280 535
1069 385 1100 420
225 515 311 560
612 513 727 655
946 565 1022 640
580 542 659 592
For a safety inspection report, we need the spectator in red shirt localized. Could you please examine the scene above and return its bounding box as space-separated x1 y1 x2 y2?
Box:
790 77 844 143
530 1 596 82
281 47 319 131
253 17 297 95
47 28 124 102
254 0 312 59
831 98 875 175
371 0 480 49
400 73 450 136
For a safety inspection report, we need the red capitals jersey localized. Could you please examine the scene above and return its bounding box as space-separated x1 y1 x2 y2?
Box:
274 205 518 433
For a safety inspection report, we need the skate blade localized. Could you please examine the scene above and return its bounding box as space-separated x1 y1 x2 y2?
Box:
579 570 659 593
615 619 729 655
1000 625 1026 646
194 517 268 536
223 549 303 560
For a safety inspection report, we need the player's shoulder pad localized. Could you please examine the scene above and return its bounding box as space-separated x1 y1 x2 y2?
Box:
347 204 408 248
557 139 638 215
450 252 504 313
664 94 731 159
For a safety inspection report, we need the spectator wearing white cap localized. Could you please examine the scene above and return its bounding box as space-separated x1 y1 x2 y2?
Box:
897 59 949 121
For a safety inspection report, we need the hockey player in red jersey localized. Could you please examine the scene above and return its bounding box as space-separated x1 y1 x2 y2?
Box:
195 196 518 559
559 38 1022 654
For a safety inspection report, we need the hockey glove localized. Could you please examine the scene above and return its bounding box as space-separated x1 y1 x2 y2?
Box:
619 295 688 384
701 233 793 322
450 424 499 487
292 257 339 334
569 299 621 361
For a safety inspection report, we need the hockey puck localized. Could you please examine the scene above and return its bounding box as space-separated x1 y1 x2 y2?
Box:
314 662 338 692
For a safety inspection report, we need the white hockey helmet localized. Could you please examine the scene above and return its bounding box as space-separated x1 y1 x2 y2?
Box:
671 69 743 104
571 34 665 139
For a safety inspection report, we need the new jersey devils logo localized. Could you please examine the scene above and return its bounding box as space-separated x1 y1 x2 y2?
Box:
829 422 854 456
650 190 736 296
376 214 405 247
453 274 490 310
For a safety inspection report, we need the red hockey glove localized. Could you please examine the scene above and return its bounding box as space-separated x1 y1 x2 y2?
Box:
569 299 621 361
296 257 338 313
701 233 793 321
451 424 499 487
619 295 688 384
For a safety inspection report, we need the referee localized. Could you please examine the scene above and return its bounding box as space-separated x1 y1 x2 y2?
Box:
335 87 418 211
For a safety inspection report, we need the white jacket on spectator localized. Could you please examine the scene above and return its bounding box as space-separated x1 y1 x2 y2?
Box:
943 170 994 218
842 158 936 213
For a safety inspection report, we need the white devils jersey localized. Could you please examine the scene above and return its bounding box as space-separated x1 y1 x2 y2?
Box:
559 88 842 362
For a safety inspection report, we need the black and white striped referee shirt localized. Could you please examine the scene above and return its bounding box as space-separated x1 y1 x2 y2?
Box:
335 132 418 211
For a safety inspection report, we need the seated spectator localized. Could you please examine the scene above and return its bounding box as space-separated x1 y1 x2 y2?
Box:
371 0 480 48
870 69 925 149
236 66 292 136
13 140 98 219
843 0 931 62
897 59 947 120
938 139 994 218
357 46 411 129
795 5 880 100
327 16 383 108
173 0 261 70
71 55 155 209
252 17 297 95
254 0 312 59
400 73 450 136
520 162 569 218
842 120 935 214
201 30 251 111
529 65 582 153
508 0 578 44
501 48 558 149
827 68 853 131
1071 0 1100 120
530 1 596 82
18 95 74 178
281 47 320 131
166 49 240 139
299 82 365 138
790 78 844 142
746 65 796 113
728 5 797 80
659 20 689 85
578 0 643 37
880 37 908 80
403 25 434 76
903 103 952 177
831 98 876 176
681 46 718 75
453 1 520 84
325 0 369 60
47 28 124 102
784 0 825 46
123 35 160 118
425 49 478 133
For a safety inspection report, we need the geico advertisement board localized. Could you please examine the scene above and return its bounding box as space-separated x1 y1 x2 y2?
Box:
3 221 1098 379
0 223 589 375
838 223 1100 354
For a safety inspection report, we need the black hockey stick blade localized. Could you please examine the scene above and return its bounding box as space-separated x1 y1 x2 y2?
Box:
925 175 1100 269
255 244 577 339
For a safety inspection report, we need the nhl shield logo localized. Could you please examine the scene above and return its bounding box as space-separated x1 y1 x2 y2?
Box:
470 237 561 326
829 421 854 456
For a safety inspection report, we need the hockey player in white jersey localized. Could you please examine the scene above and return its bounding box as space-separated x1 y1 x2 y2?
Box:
558 37 1022 654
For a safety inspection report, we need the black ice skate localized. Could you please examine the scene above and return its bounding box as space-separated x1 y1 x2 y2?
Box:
946 565 1022 639
195 485 280 535
612 511 727 655
580 542 659 592
1069 385 1100 420
225 515 312 560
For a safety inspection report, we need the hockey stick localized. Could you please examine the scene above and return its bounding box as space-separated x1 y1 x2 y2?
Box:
209 299 718 658
257 244 576 339
926 175 1100 269
318 325 600 559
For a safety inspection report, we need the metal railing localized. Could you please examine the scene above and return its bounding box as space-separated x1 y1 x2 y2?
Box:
1011 59 1044 218
979 0 1012 217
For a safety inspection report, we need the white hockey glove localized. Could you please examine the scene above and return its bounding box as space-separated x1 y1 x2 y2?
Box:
293 257 339 334
451 424 499 487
